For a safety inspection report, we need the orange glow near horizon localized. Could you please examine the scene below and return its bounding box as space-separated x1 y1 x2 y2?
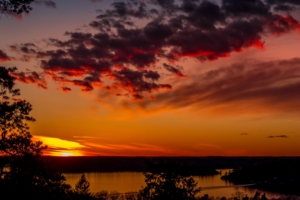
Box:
33 136 87 156
48 150 85 157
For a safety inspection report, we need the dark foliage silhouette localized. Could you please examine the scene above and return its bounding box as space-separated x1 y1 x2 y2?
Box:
0 0 55 15
0 0 34 14
221 158 300 195
73 173 94 200
197 192 271 200
0 66 71 200
138 162 201 200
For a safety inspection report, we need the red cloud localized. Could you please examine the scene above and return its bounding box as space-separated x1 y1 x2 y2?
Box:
11 71 47 90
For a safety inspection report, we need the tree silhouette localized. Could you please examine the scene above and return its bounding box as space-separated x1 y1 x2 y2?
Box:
0 0 34 14
0 66 42 171
75 174 91 195
0 67 40 155
0 66 71 200
73 173 93 200
138 162 201 200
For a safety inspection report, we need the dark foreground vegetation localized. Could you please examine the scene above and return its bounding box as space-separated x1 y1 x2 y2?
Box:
1 67 300 200
221 158 300 195
61 189 300 200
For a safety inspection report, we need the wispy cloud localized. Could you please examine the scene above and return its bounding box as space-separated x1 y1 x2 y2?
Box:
10 71 47 89
33 0 56 8
131 58 300 115
267 135 289 138
163 63 186 78
82 142 194 156
195 143 221 149
73 136 100 139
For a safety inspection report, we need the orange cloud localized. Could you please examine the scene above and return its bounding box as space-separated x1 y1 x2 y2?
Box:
81 142 195 156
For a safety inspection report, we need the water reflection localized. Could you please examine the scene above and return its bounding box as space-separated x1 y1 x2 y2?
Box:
64 169 286 198
65 172 145 193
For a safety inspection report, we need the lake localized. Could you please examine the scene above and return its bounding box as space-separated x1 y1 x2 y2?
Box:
64 169 290 198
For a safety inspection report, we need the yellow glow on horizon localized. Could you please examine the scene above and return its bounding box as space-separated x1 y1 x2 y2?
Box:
49 150 84 157
61 152 72 157
34 136 85 149
33 136 86 156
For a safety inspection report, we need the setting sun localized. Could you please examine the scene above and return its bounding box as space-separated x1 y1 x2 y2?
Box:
51 150 84 157
34 136 86 156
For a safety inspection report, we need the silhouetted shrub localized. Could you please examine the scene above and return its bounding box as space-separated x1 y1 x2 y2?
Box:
138 162 201 200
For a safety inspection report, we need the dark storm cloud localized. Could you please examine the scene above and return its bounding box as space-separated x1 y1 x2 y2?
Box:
267 135 289 138
240 133 248 136
0 50 10 62
10 0 300 101
135 58 300 114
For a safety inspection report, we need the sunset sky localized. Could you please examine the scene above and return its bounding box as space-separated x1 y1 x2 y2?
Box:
1 0 300 156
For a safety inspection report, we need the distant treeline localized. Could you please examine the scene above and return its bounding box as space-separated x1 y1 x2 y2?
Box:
43 156 222 175
42 156 300 174
221 158 300 195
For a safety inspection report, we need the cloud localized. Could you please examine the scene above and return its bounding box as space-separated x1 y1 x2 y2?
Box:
240 133 248 136
265 0 300 11
81 142 194 156
132 58 300 115
11 71 47 89
113 68 171 99
267 135 289 138
163 63 186 78
60 86 71 92
9 0 300 102
33 0 56 8
73 136 100 139
0 50 11 62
